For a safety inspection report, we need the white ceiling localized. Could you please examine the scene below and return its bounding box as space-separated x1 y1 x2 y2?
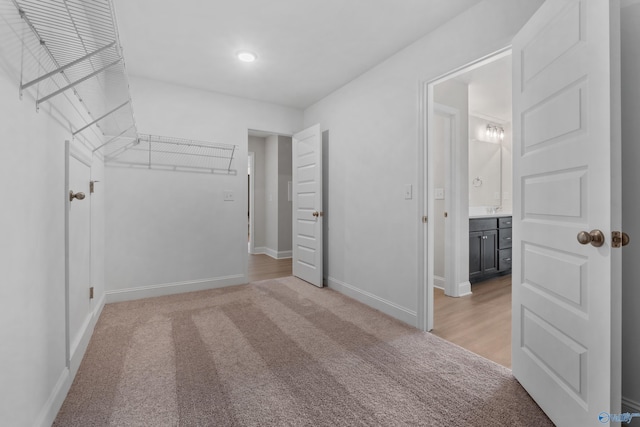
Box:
113 0 482 109
455 54 512 122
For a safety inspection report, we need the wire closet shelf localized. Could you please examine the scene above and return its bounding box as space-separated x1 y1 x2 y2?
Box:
103 134 239 175
11 0 138 150
9 0 238 175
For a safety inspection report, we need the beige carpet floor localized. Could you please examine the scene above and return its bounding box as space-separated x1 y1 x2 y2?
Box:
54 277 553 426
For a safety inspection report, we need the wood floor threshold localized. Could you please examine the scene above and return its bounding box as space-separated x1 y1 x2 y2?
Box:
432 275 512 368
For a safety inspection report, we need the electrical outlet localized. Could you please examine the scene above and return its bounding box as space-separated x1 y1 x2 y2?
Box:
224 190 234 201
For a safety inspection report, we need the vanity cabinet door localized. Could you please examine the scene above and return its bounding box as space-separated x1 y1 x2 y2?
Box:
482 230 498 275
469 231 483 277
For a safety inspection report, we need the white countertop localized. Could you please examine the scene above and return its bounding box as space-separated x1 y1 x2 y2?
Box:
469 213 512 219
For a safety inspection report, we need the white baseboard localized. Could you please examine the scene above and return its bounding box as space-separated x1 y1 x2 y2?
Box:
254 247 292 259
37 291 106 427
69 292 106 377
275 250 292 259
435 277 471 297
458 281 472 297
35 367 70 427
105 275 246 303
327 276 417 326
623 396 640 413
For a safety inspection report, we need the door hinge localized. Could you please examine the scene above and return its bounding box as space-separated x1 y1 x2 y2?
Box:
422 216 428 224
89 286 94 300
90 180 99 194
612 231 630 248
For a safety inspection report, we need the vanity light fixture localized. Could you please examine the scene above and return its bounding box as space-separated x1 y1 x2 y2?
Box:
237 51 257 62
485 124 505 142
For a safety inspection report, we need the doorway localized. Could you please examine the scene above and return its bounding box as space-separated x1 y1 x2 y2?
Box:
247 130 293 282
426 49 514 367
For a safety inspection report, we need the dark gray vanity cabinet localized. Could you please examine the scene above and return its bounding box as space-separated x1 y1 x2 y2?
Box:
469 216 512 283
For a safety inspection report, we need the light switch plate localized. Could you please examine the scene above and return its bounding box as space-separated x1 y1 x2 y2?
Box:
404 184 413 200
224 190 234 201
434 188 445 200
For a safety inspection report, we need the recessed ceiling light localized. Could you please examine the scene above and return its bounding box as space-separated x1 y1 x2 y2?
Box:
237 51 257 63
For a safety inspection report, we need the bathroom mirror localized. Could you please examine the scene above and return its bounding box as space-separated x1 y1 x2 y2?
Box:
469 139 502 207
468 116 511 212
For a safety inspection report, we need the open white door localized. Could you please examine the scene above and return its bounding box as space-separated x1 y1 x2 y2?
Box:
292 124 323 287
512 1 621 426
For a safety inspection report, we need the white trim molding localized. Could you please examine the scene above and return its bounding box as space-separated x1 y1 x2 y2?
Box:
434 276 445 290
458 281 472 297
105 275 246 303
37 292 106 427
70 293 106 378
255 247 292 259
327 276 417 327
35 368 70 427
622 396 640 413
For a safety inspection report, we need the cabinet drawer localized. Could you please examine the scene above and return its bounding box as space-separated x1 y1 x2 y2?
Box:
499 228 512 249
498 249 512 271
470 218 497 232
498 217 513 228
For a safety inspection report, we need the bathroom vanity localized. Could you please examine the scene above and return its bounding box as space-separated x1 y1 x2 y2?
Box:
469 214 512 283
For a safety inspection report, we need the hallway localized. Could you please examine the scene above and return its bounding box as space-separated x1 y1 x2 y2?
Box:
247 254 292 282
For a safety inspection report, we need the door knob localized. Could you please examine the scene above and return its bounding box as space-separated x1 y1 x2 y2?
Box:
312 211 319 218
69 191 85 202
577 229 605 247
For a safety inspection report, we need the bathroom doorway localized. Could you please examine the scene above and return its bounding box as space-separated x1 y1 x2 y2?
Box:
428 50 514 368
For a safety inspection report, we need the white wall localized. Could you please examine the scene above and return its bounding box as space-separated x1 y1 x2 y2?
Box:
277 136 293 253
265 135 279 253
249 136 266 249
433 80 469 285
621 0 640 413
302 0 543 325
0 8 106 425
432 113 447 281
105 77 302 300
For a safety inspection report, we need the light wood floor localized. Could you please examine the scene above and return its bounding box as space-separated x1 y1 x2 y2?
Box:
431 275 512 368
247 253 292 282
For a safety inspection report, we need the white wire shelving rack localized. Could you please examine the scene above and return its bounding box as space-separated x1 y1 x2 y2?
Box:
103 134 239 175
5 0 238 174
10 0 138 150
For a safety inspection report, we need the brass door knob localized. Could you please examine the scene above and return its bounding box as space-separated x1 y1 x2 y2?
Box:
69 191 85 202
312 211 319 218
577 229 605 247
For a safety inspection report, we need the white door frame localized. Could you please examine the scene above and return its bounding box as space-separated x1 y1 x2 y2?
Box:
248 151 255 254
418 47 512 332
